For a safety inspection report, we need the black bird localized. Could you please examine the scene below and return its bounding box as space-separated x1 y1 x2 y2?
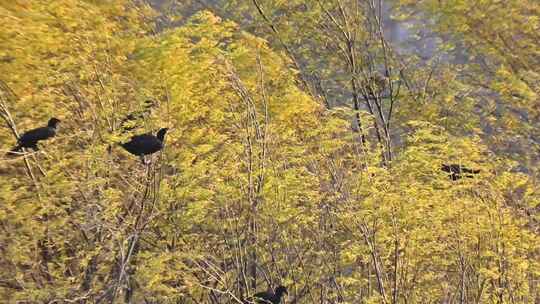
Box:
120 128 168 164
441 164 480 181
8 117 61 155
246 286 288 304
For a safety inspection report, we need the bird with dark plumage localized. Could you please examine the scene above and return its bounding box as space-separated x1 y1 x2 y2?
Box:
120 127 168 164
246 286 288 304
7 117 61 155
441 164 480 181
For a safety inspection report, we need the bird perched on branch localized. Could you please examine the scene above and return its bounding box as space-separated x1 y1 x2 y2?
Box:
246 286 288 304
441 164 480 181
7 117 61 155
120 127 168 164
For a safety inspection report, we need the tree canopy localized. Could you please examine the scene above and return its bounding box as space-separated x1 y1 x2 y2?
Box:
0 0 539 303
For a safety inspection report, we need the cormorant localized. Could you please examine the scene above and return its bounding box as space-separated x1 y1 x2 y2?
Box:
8 117 61 155
120 128 168 164
441 164 480 181
246 286 288 304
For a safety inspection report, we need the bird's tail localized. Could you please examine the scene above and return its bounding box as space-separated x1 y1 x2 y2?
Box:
108 142 127 155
